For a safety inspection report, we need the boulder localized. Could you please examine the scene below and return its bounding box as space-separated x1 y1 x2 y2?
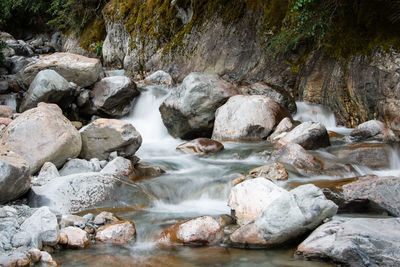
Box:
92 76 139 117
79 119 142 160
295 217 400 267
60 214 86 229
33 162 60 186
20 206 59 247
159 72 239 139
59 158 100 176
270 143 322 176
95 221 136 244
61 226 89 248
212 95 290 141
249 162 288 181
144 70 173 86
240 82 296 113
0 105 13 118
229 184 337 248
267 117 296 143
0 103 82 174
100 157 134 178
17 52 103 88
93 211 119 225
8 40 33 57
0 81 8 94
19 69 74 112
0 117 12 126
278 122 330 150
40 251 57 266
130 163 166 181
348 120 397 142
176 138 224 155
0 149 30 204
8 55 39 75
157 216 222 246
28 172 154 213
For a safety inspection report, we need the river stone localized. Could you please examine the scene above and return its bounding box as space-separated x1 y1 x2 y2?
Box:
0 105 13 119
157 216 222 246
0 103 82 174
8 55 39 75
17 52 103 88
100 157 134 178
95 221 136 244
212 95 290 141
20 206 59 247
11 231 31 248
249 162 288 181
348 120 397 142
19 69 73 112
268 117 296 143
295 217 400 267
61 226 89 248
28 172 154 214
159 72 239 139
0 117 12 126
93 211 119 225
33 162 60 186
79 119 142 160
60 215 86 229
176 138 224 155
0 149 30 204
92 76 139 117
278 122 330 150
40 251 57 266
144 70 173 86
59 158 99 176
270 143 322 176
240 82 296 114
230 184 338 248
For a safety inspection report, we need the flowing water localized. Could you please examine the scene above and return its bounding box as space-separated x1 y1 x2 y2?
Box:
53 90 400 266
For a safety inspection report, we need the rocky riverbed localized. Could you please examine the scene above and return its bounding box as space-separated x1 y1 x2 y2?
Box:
0 31 400 267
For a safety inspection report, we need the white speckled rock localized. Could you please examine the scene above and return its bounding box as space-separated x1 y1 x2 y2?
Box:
61 226 89 248
95 221 136 244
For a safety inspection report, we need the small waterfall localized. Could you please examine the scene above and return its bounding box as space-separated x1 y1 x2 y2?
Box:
294 101 337 129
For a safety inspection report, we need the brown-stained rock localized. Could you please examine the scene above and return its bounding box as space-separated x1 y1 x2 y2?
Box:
176 138 224 155
61 226 89 249
95 221 136 245
249 162 288 181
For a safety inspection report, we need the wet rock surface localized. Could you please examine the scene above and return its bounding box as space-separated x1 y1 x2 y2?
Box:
95 221 136 244
176 138 224 155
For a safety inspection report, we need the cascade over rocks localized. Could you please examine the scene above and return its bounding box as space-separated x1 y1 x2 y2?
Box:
212 95 290 141
0 103 82 174
17 52 103 88
296 217 400 267
0 149 30 204
92 76 140 117
176 138 224 155
79 118 142 161
229 180 337 248
159 72 239 139
19 69 74 112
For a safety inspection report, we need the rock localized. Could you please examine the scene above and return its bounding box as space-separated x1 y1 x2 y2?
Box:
58 233 68 245
230 183 337 248
20 206 59 247
100 157 134 178
278 122 330 150
59 158 99 176
29 173 154 214
8 56 39 75
130 163 166 181
92 76 139 117
95 221 136 244
60 215 86 229
228 178 288 225
61 226 89 249
267 117 296 143
8 40 33 57
249 162 288 181
11 231 31 248
40 251 57 266
144 70 173 86
0 105 13 118
79 119 142 160
157 216 222 246
270 143 322 176
212 95 290 141
340 175 400 216
18 52 103 88
19 69 73 112
0 103 82 174
295 217 400 267
33 162 60 186
159 72 239 139
176 138 224 155
240 82 296 113
0 149 30 204
348 120 396 142
27 248 41 263
0 118 12 126
93 211 119 225
0 81 9 94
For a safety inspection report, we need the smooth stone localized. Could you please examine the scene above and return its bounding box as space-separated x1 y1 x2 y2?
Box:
0 105 13 119
100 157 134 178
267 117 296 143
59 158 99 176
93 211 119 225
40 251 57 266
348 120 397 142
144 70 173 86
249 162 289 181
61 226 89 249
60 215 86 229
95 221 136 244
176 138 224 155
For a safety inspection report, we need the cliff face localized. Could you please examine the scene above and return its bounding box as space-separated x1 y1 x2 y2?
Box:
64 0 400 130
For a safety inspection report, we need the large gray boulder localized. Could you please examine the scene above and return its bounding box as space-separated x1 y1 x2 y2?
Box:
59 158 101 176
348 120 397 142
19 69 73 112
229 180 338 248
159 72 239 139
0 103 82 174
278 122 330 150
17 52 103 88
29 172 155 214
296 217 400 267
212 95 290 141
0 149 30 204
79 119 142 160
92 76 139 117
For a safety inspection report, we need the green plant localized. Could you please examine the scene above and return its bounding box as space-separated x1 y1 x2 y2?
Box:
0 41 7 64
94 41 103 58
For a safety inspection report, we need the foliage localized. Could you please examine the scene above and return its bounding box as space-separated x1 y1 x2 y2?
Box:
0 41 7 64
94 41 103 57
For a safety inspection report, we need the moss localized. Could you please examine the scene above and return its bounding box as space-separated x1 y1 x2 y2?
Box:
79 17 106 51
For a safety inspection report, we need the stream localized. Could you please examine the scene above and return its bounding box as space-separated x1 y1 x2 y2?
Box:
53 84 400 266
